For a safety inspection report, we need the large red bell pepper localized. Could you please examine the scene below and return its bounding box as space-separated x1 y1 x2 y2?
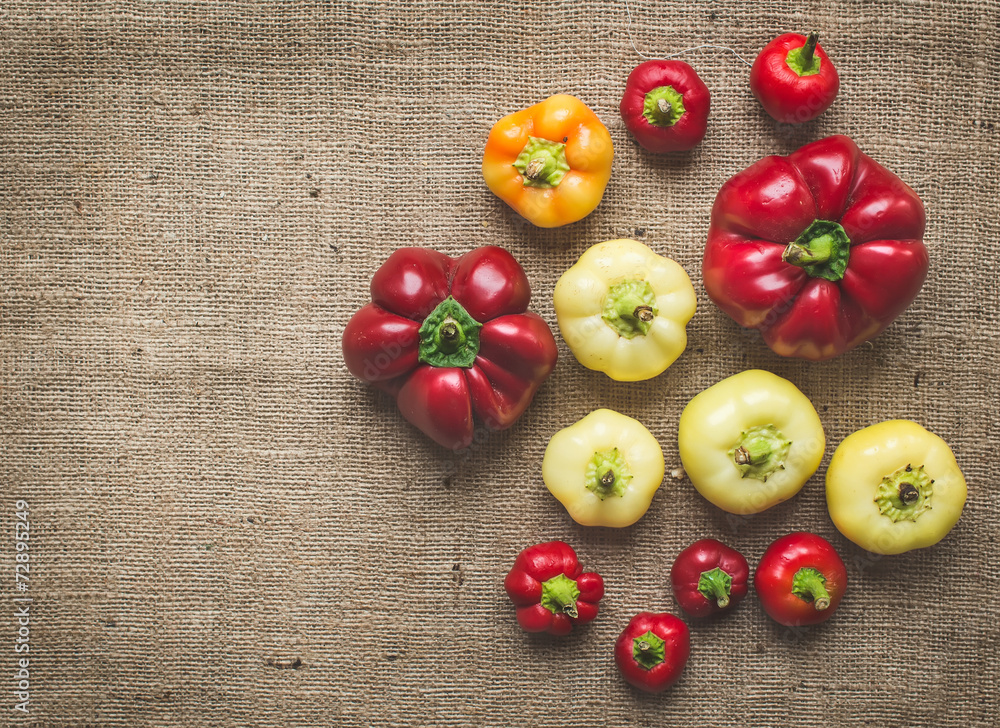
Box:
703 135 928 360
342 246 558 450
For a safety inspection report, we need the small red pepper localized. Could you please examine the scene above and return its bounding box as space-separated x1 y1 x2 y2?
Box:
342 246 558 449
620 60 710 152
670 539 749 618
503 541 604 636
750 32 839 123
615 612 690 693
703 135 928 360
754 532 848 627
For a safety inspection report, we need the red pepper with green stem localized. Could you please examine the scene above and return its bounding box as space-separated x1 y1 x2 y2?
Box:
615 612 690 693
342 246 558 450
504 541 604 636
670 539 749 617
750 32 839 123
620 60 711 152
755 532 847 627
703 135 928 360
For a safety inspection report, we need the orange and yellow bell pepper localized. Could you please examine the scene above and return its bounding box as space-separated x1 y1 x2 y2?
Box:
482 94 613 228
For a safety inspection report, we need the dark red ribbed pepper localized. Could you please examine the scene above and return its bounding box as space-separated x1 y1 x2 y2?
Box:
670 539 749 617
503 541 604 636
342 246 557 449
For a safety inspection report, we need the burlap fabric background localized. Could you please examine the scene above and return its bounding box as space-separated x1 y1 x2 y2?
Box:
1 0 998 725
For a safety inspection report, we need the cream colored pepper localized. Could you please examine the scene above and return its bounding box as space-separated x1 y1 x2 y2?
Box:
678 370 825 515
826 420 967 554
543 409 665 527
554 239 696 381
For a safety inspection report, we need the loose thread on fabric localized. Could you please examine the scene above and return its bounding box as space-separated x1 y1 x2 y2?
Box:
623 0 754 67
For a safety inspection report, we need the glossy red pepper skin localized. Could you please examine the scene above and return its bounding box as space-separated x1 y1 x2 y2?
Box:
620 60 710 152
703 135 928 360
670 539 749 618
755 532 848 627
503 541 604 636
750 33 839 123
342 247 558 449
615 612 690 693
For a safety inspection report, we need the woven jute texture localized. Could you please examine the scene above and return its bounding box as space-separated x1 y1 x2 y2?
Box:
1 0 998 725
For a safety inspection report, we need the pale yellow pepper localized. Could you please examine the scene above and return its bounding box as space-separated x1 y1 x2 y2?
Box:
553 239 696 381
543 409 665 527
826 420 966 555
678 370 825 515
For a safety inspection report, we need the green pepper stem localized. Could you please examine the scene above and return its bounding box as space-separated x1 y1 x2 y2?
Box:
438 321 460 347
783 239 832 266
524 158 545 181
729 425 791 482
781 220 851 282
602 279 658 339
642 85 686 127
874 463 934 523
417 297 482 368
632 630 666 670
585 449 632 500
801 32 819 67
634 305 654 323
791 567 831 611
512 136 570 189
734 438 774 466
784 33 823 77
697 567 733 608
539 573 580 618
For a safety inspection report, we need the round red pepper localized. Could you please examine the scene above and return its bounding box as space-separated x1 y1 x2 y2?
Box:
342 247 558 449
703 134 928 360
620 60 710 152
503 541 604 636
615 612 690 693
670 539 749 618
754 532 848 627
750 32 839 123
